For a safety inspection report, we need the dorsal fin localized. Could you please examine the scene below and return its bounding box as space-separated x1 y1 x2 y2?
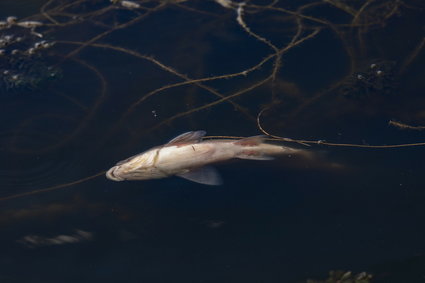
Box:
166 131 206 145
234 135 266 146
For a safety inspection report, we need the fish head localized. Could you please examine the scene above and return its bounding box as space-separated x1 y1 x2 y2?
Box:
106 148 163 181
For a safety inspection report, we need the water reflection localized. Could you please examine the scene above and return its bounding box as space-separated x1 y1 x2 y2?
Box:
18 229 93 248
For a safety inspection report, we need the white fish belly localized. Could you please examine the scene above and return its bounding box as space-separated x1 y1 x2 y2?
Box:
155 143 236 174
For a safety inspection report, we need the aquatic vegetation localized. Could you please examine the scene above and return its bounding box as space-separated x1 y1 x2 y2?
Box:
0 0 422 184
0 1 424 282
0 56 61 93
0 16 60 94
0 0 422 198
305 270 373 283
339 60 397 100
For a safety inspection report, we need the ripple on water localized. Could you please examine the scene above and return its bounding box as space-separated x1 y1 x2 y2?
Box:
0 129 88 199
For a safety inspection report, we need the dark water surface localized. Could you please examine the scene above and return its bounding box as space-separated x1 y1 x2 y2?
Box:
1 1 425 282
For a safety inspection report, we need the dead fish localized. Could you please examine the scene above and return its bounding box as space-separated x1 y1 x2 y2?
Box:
106 131 309 185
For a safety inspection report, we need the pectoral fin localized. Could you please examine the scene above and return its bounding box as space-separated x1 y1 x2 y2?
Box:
177 166 222 186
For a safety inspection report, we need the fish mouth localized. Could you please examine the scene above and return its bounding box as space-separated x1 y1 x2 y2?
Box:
106 166 125 181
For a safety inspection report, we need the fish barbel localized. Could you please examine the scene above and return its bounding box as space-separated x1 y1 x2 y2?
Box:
106 131 309 185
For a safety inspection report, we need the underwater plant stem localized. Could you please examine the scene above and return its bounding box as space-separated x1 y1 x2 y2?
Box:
0 171 106 202
58 2 167 64
257 108 425 149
